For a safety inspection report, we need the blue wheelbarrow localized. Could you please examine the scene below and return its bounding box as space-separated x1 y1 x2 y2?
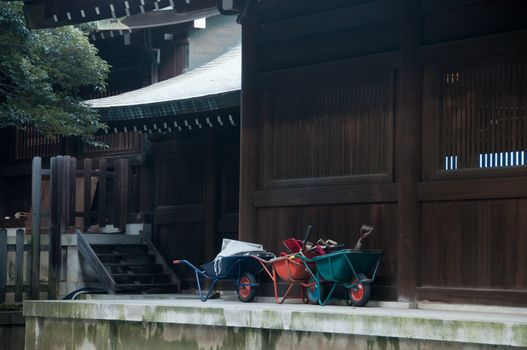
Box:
173 253 274 302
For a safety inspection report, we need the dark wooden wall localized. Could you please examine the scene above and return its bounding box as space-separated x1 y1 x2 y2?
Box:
240 0 527 305
150 128 240 284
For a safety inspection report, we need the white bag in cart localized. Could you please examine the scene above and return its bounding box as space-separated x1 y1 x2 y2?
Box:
213 239 267 275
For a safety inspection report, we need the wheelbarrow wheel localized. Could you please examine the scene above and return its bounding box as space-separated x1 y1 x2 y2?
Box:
305 278 325 305
347 273 371 307
238 272 257 302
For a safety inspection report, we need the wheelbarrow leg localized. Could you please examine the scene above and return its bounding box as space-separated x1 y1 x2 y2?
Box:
203 278 219 302
319 282 337 306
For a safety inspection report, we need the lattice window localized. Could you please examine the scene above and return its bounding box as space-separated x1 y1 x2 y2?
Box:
438 62 527 171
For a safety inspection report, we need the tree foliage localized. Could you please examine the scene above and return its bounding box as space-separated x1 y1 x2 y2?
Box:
0 3 109 139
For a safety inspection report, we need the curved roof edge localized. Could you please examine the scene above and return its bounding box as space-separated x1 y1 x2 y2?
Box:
96 90 241 122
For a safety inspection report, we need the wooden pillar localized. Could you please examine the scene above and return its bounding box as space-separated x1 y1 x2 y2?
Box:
68 157 77 227
0 228 7 303
48 156 62 299
115 159 129 232
238 15 259 242
205 133 218 261
15 228 24 302
396 0 423 301
30 156 42 299
98 159 107 227
83 158 92 231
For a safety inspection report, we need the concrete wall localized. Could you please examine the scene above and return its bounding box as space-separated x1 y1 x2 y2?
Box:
23 317 518 350
23 299 527 350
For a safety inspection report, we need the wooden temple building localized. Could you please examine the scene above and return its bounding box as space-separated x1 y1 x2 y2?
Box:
0 0 526 307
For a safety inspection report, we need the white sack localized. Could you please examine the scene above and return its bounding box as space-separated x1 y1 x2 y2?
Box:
213 239 267 275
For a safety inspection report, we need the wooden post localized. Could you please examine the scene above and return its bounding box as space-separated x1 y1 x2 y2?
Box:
205 133 218 261
48 156 61 299
238 15 260 242
396 0 423 301
83 158 92 231
0 228 7 303
68 157 77 227
30 156 42 300
98 159 107 227
15 229 24 302
114 159 129 232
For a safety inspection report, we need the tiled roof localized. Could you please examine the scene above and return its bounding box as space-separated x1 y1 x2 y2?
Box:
85 44 241 121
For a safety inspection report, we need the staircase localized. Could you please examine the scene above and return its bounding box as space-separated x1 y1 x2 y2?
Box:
76 230 180 293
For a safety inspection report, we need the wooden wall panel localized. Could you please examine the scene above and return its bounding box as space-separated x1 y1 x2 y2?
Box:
156 223 207 280
260 71 394 187
156 152 204 207
15 128 64 160
257 204 397 287
423 0 527 45
83 132 144 156
254 1 400 72
257 20 399 72
421 199 527 290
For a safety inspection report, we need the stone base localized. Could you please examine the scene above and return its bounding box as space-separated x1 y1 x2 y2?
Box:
23 299 527 349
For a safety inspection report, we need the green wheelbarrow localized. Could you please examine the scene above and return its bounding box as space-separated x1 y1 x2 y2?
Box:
301 225 383 306
304 249 383 306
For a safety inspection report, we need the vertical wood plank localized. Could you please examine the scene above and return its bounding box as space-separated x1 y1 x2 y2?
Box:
0 229 7 303
48 156 61 299
396 0 422 301
69 157 77 226
62 156 71 229
115 159 129 232
83 158 92 231
15 228 24 302
98 159 107 227
30 156 42 300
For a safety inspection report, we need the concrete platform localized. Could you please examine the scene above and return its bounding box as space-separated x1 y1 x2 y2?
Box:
24 298 527 349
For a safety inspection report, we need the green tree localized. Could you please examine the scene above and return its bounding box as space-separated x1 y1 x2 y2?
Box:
0 2 109 139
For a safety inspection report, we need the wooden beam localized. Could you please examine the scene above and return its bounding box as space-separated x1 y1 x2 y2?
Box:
418 177 527 202
265 174 392 190
256 0 399 44
420 28 527 65
416 286 527 307
238 16 260 242
0 229 6 303
14 229 24 302
254 183 399 208
396 0 423 302
256 51 399 89
30 156 42 300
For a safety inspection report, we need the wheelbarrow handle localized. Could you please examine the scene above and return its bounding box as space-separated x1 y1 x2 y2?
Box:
360 225 374 237
301 225 312 252
172 259 208 277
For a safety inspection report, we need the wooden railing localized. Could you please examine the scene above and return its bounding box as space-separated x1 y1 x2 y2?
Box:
0 155 130 303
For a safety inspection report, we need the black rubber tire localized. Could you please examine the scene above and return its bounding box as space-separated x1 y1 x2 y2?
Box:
347 273 371 307
238 272 257 302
